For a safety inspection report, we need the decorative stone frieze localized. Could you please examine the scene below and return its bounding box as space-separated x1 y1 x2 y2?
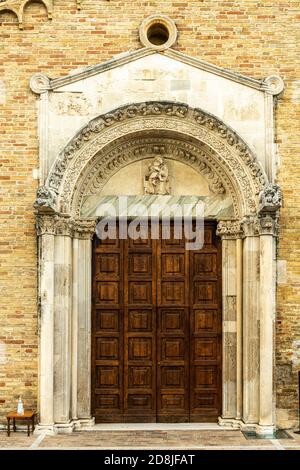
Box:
216 220 243 239
36 213 96 238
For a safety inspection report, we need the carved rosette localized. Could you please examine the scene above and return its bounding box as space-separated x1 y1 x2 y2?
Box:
30 73 51 95
216 220 243 239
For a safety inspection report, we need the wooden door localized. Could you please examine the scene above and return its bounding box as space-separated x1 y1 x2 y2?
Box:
123 224 157 422
156 222 190 422
92 221 222 422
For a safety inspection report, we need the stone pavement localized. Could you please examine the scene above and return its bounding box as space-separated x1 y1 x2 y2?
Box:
0 428 300 450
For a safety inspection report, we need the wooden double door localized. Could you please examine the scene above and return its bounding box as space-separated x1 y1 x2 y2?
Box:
92 221 222 422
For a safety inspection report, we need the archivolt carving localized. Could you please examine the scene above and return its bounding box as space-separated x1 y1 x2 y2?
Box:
84 138 226 196
45 101 268 218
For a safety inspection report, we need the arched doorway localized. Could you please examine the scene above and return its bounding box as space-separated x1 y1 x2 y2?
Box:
34 102 281 433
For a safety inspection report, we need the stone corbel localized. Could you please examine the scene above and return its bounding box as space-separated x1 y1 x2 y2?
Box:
216 220 243 239
258 183 282 237
34 186 57 214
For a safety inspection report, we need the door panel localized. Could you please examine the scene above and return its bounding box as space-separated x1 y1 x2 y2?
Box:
92 221 222 422
92 230 124 422
123 230 156 422
189 222 222 422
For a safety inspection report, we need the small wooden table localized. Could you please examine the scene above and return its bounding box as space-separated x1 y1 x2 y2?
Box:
6 411 36 437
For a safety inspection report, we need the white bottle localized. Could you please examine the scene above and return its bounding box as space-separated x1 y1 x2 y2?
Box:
17 396 24 415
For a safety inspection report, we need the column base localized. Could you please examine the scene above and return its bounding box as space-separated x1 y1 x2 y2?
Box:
218 417 275 435
34 424 58 436
54 422 75 434
73 417 95 430
218 417 243 429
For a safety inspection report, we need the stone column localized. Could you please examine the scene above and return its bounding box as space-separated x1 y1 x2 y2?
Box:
217 221 243 422
72 220 96 428
53 217 73 431
242 216 260 424
257 185 281 432
36 216 56 432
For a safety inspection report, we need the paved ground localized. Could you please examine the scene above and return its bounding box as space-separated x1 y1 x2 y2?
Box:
0 428 300 450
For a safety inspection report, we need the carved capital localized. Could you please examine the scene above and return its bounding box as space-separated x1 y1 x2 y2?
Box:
55 215 73 237
72 219 96 240
258 212 279 237
259 184 282 214
36 214 56 236
30 73 51 95
241 214 260 237
216 220 243 239
34 186 57 214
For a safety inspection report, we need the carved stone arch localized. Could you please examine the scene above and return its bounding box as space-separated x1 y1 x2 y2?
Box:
44 101 268 219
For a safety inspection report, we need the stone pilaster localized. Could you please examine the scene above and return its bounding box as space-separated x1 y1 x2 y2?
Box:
72 220 96 422
36 216 56 432
217 220 243 420
241 215 260 424
53 217 73 426
257 184 281 432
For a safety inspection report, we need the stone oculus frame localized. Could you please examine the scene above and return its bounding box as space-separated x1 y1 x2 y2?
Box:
30 38 283 434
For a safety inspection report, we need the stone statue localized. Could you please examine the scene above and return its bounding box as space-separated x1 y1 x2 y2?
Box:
259 184 282 213
144 157 171 195
33 186 57 214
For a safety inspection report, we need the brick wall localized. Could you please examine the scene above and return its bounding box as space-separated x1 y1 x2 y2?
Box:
0 0 299 426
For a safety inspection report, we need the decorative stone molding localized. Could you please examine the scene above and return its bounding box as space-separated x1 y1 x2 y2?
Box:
83 138 226 200
0 0 53 29
55 215 73 237
72 219 96 240
263 75 285 96
258 213 279 236
216 220 243 239
30 74 51 95
36 213 96 238
258 183 282 213
34 186 57 214
36 214 57 236
139 15 177 51
241 214 261 238
45 101 268 217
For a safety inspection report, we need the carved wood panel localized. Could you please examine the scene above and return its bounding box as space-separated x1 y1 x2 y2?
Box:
92 221 222 422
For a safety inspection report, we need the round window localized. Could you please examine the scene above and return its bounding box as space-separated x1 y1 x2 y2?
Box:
139 16 177 51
